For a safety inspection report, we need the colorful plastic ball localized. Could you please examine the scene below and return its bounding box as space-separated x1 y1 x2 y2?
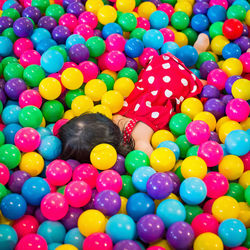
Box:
19 89 42 108
181 98 203 120
7 170 30 194
13 38 33 58
116 0 135 12
194 112 216 132
71 95 94 116
105 50 127 72
191 14 209 32
119 175 137 199
41 49 64 74
3 62 24 81
232 79 250 100
101 90 124 113
227 4 246 21
157 141 180 160
64 228 85 249
84 79 107 101
176 45 198 67
60 68 83 91
239 171 250 189
30 27 51 47
15 234 47 250
143 29 164 50
124 38 144 58
102 23 123 40
1 104 21 125
193 232 223 250
207 69 228 90
113 77 134 98
105 34 125 52
41 100 64 123
160 28 175 43
83 233 112 250
20 50 41 68
4 78 26 100
137 1 157 19
222 58 243 77
114 240 141 250
227 183 245 202
226 98 249 122
0 144 21 170
239 52 250 73
245 186 250 205
204 98 226 120
211 35 230 56
0 163 9 186
65 34 85 50
85 36 105 58
151 130 175 149
222 43 241 60
13 17 33 38
2 123 22 145
0 224 18 250
149 11 169 30
97 5 117 25
171 11 190 30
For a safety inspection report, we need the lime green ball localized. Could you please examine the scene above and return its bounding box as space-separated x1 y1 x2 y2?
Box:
243 229 250 248
23 65 45 87
171 11 190 30
65 89 84 109
161 0 177 6
186 145 199 157
209 22 223 39
117 68 138 83
86 36 106 58
2 8 20 21
119 175 137 199
57 185 66 195
184 205 203 224
130 28 147 40
1 57 18 69
0 131 5 147
118 13 137 32
226 183 245 202
42 100 64 123
3 63 24 81
0 184 9 202
182 28 198 45
196 52 216 69
175 135 193 159
97 73 115 91
175 166 185 182
2 28 18 43
19 106 43 128
49 45 67 62
227 4 246 21
169 113 192 136
0 144 21 170
31 0 50 13
245 186 250 206
45 4 65 23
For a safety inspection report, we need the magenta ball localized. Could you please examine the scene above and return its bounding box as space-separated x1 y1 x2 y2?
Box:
59 13 78 33
78 11 98 29
83 233 113 250
15 234 47 250
20 50 41 68
160 28 175 42
105 34 126 52
13 38 34 58
73 24 94 41
207 69 228 90
239 52 250 73
19 89 43 108
139 48 158 67
105 50 127 72
0 163 10 185
78 61 99 83
52 119 68 137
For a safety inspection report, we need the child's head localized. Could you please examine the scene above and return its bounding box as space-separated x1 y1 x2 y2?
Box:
58 113 134 163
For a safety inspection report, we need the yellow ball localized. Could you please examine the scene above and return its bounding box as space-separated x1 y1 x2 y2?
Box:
85 0 104 15
91 104 112 120
63 109 75 120
71 95 94 116
181 156 207 179
238 202 250 228
85 79 107 102
194 112 216 131
151 130 175 149
179 0 195 5
246 9 250 26
211 35 230 55
102 70 117 80
181 97 203 119
78 209 106 237
216 116 231 133
0 211 13 226
241 117 250 131
40 117 46 127
56 245 77 250
231 79 250 100
39 77 62 100
208 51 218 62
217 60 224 69
218 120 242 143
114 77 135 98
61 68 83 90
137 2 157 19
116 0 136 13
20 152 44 177
97 5 117 25
131 12 139 18
167 193 180 201
150 148 176 172
174 159 183 171
118 196 128 214
193 233 223 250
174 32 188 47
90 143 117 170
174 1 193 16
167 25 177 33
101 90 124 114
218 155 244 181
221 58 243 77
239 170 250 189
212 196 240 222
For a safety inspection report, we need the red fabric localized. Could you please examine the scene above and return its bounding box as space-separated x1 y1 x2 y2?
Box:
123 119 138 143
118 53 203 132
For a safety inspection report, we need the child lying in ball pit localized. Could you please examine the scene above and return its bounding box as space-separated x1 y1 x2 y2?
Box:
59 34 209 162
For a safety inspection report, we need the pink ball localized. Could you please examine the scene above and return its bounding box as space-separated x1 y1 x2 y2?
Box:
41 193 69 221
73 163 99 189
98 52 108 71
203 199 215 214
20 50 41 68
19 89 43 108
136 17 150 30
226 98 250 122
231 247 248 250
203 172 229 199
44 178 57 193
14 127 41 152
13 38 34 58
139 48 158 68
207 69 228 90
105 34 126 52
209 0 228 9
65 181 92 207
78 11 98 29
147 247 165 250
105 50 126 72
23 0 32 7
59 62 78 73
158 3 175 18
74 24 94 41
186 120 210 145
239 52 250 73
83 233 113 250
191 213 219 237
53 119 68 137
198 141 223 167
59 13 78 33
46 160 72 186
160 28 175 43
0 163 10 185
96 170 122 193
15 234 47 250
78 61 99 83
240 152 250 171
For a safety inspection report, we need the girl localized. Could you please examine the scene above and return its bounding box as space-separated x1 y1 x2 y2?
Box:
59 34 209 162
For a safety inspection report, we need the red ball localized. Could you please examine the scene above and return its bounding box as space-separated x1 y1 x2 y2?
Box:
222 19 243 40
15 234 47 250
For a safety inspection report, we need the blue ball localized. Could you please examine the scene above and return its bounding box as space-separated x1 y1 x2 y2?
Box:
176 45 199 67
102 23 123 40
125 38 144 58
156 199 186 228
105 214 136 243
191 14 210 32
2 0 17 10
0 193 27 220
37 221 66 244
66 34 86 50
161 42 179 56
218 219 247 247
126 193 155 222
149 11 169 30
180 177 207 205
46 123 55 133
41 50 64 74
225 130 250 156
31 28 52 47
143 29 164 50
232 0 250 11
36 38 57 55
0 37 13 57
0 224 18 250
190 69 201 79
132 166 156 192
48 243 61 250
64 228 85 249
222 43 242 59
207 5 226 23
247 128 250 137
1 105 21 125
220 144 229 156
21 177 50 206
157 140 180 160
38 135 62 160
36 127 52 139
3 123 22 144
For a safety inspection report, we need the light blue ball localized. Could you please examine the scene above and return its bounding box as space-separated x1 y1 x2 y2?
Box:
176 45 199 67
36 39 57 55
191 14 210 32
125 38 144 58
102 23 123 40
190 69 201 79
143 29 164 50
2 123 22 144
66 34 86 50
220 144 229 156
46 123 55 134
157 140 180 160
207 5 226 23
218 219 247 247
149 11 169 30
1 105 21 125
31 28 52 47
41 50 64 74
156 199 186 228
48 243 61 250
222 43 242 59
0 224 18 250
232 0 250 11
105 214 136 243
161 42 179 56
64 228 85 249
0 37 13 57
37 127 52 139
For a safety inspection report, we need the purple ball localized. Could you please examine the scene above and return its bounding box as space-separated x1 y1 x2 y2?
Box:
147 0 161 7
63 0 81 9
242 24 249 36
0 88 7 105
25 205 36 215
66 159 80 171
0 16 13 34
225 75 242 94
200 84 220 99
200 61 219 79
10 3 24 14
193 2 209 15
22 6 41 24
204 98 225 120
111 154 126 175
8 171 31 193
220 94 234 105
13 17 33 38
4 78 27 100
34 207 47 224
0 79 5 89
69 43 89 63
93 29 102 38
234 36 250 53
196 0 209 2
60 207 83 230
209 131 220 143
83 188 98 210
166 222 195 249
94 190 121 216
126 57 138 71
38 16 57 32
67 2 85 17
165 171 180 194
137 214 165 243
114 240 141 250
52 25 71 44
147 172 173 200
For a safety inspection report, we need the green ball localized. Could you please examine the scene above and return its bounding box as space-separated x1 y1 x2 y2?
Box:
244 185 250 205
0 100 3 114
184 205 203 224
1 57 18 69
0 184 9 202
23 65 45 87
57 185 66 195
125 150 150 175
2 28 18 43
175 135 193 159
117 68 138 83
171 11 190 30
209 22 223 39
118 13 137 32
135 0 141 6
169 113 192 136
96 22 104 31
182 28 198 45
0 144 21 170
175 166 185 182
119 175 137 199
42 100 64 123
243 228 250 248
49 46 67 62
3 63 24 81
65 89 84 109
86 36 106 58
97 73 115 91
116 10 123 21
31 0 50 13
227 4 246 21
196 52 216 69
161 0 177 6
45 4 65 23
130 28 147 40
19 106 43 128
88 57 98 65
226 183 245 202
0 131 5 147
186 145 199 157
2 8 20 21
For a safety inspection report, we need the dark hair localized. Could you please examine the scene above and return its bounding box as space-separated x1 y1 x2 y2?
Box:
58 113 134 163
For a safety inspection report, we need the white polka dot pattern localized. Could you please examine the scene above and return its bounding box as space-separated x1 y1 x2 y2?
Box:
181 78 188 86
163 76 171 83
151 112 159 118
165 89 173 98
148 76 155 84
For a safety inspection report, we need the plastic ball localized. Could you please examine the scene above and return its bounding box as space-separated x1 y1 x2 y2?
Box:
13 38 33 58
71 95 94 116
239 171 250 189
85 79 107 102
83 233 112 250
207 69 228 90
181 97 203 119
1 104 21 125
219 120 242 143
0 164 9 185
41 49 64 73
105 34 126 52
97 6 117 25
194 112 216 132
64 228 85 249
226 98 249 122
113 77 134 98
0 144 21 170
68 43 89 64
211 35 230 55
171 11 190 30
176 45 198 67
19 89 42 108
239 52 250 73
0 37 13 57
105 50 126 72
149 11 169 30
101 90 124 113
191 14 209 32
124 38 144 58
193 232 223 250
151 130 175 149
20 50 41 68
232 79 250 100
227 4 246 21
143 29 164 50
137 2 157 19
13 17 33 38
222 58 243 77
60 68 83 91
222 43 242 60
116 0 135 12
